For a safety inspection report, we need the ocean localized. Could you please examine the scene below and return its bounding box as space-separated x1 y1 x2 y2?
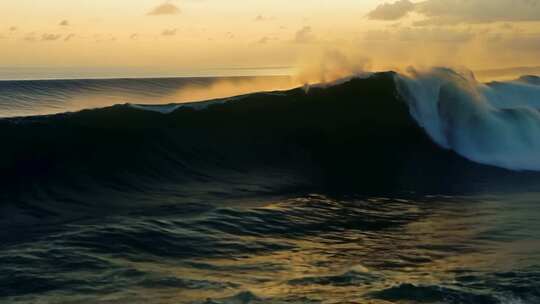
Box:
1 69 540 303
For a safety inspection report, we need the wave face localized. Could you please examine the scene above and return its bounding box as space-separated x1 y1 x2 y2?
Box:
397 68 540 171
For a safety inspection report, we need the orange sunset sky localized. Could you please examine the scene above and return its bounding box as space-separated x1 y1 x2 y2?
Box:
1 0 540 78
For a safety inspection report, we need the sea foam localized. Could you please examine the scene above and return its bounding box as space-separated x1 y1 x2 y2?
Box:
397 68 540 171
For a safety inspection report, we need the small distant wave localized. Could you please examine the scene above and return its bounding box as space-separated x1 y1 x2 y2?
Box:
369 283 498 304
287 267 380 287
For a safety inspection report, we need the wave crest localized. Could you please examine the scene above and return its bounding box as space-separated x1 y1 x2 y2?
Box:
397 68 540 171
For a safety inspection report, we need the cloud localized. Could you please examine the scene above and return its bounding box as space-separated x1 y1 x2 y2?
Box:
162 28 177 36
367 0 415 20
147 2 181 16
64 33 75 42
256 36 279 44
368 0 540 24
42 33 62 41
398 27 475 42
486 32 540 53
417 0 540 25
59 20 69 26
364 30 393 41
294 26 317 43
24 33 37 42
93 34 116 43
254 14 274 22
363 27 475 43
500 23 514 30
257 36 270 44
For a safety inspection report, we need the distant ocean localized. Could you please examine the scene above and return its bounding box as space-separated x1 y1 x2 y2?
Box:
0 66 294 81
2 68 540 303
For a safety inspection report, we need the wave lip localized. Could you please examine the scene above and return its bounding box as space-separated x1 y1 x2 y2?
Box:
397 67 540 171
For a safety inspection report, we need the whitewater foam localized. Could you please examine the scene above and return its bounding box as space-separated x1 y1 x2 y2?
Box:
396 68 540 171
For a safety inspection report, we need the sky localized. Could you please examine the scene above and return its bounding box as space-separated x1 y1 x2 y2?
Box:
1 0 540 79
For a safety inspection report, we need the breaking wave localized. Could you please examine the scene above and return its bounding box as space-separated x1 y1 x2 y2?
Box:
397 68 540 171
2 69 540 226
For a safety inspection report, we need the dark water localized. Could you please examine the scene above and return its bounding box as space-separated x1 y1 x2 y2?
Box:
3 194 540 303
1 72 540 303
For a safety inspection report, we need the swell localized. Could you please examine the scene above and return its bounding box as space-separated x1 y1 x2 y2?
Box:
2 71 540 226
0 77 190 117
0 76 291 117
